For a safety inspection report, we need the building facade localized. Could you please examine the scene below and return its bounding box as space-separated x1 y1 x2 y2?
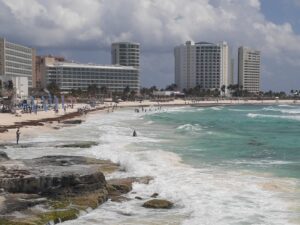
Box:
35 56 65 89
238 47 261 93
174 41 231 93
111 42 140 68
0 37 35 98
40 57 139 93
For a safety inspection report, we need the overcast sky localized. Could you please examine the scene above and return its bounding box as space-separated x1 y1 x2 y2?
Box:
1 0 300 91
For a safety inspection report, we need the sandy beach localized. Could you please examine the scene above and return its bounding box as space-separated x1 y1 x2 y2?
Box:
0 99 299 143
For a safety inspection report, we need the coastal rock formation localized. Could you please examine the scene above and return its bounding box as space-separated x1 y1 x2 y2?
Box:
142 199 174 209
150 193 159 198
0 152 118 224
0 151 154 224
61 119 82 125
55 141 98 148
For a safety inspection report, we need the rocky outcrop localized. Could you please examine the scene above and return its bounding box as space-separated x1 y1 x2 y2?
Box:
0 152 118 225
55 141 98 148
150 193 159 198
142 199 174 209
61 119 82 125
0 151 154 224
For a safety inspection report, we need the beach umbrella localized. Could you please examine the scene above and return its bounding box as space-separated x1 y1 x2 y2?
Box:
54 96 58 111
30 96 35 108
61 95 65 110
48 93 52 105
42 96 47 112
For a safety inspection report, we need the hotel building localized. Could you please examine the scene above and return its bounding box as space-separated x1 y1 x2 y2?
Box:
0 37 35 98
238 47 261 93
174 41 231 93
111 42 140 68
39 56 139 93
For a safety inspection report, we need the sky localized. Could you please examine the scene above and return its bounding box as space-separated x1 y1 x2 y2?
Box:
0 0 300 92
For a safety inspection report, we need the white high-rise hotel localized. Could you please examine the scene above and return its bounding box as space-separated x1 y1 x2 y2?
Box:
0 37 35 98
175 41 233 92
238 47 261 93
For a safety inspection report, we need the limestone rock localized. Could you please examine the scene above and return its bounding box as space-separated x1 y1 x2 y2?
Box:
150 193 159 198
0 155 119 225
142 199 174 209
62 120 82 125
0 151 9 161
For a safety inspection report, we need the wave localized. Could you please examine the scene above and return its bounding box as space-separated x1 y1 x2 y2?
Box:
14 109 294 225
263 106 300 114
176 123 202 132
60 109 297 225
247 113 300 121
210 106 224 111
228 108 262 112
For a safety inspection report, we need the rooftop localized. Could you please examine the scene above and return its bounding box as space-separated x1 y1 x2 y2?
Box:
46 61 138 70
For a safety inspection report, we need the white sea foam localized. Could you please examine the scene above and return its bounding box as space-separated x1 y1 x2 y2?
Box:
247 113 300 121
210 106 223 111
8 109 297 225
176 124 202 132
228 108 262 112
58 110 298 225
263 106 300 114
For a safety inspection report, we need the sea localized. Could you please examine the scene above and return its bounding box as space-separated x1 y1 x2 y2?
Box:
5 104 300 225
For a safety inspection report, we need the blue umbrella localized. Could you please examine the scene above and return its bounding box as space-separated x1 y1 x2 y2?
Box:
42 96 47 112
54 96 58 111
61 95 65 110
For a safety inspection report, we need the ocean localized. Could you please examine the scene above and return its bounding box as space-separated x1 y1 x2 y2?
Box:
6 104 300 225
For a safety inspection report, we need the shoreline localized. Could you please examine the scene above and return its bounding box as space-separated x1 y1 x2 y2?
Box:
0 100 299 224
0 105 107 143
1 99 299 143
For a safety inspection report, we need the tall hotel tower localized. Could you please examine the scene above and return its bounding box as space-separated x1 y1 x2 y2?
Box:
174 41 231 92
111 42 140 68
238 47 261 93
0 37 35 98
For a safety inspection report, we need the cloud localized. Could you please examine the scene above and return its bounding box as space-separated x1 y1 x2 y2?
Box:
0 0 300 90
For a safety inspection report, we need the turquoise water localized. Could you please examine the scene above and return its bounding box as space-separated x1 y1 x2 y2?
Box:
146 105 300 179
8 104 299 224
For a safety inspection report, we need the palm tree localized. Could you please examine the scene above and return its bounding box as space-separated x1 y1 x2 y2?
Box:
221 85 226 96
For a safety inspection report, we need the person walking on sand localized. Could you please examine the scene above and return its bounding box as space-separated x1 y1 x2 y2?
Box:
16 128 20 145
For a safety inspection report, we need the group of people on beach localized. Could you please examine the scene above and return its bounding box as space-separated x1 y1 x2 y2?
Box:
134 105 162 113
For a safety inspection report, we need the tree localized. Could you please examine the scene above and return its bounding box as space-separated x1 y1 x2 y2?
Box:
129 90 137 100
122 86 131 100
165 83 178 91
221 85 226 96
47 81 60 96
87 84 99 97
100 86 108 94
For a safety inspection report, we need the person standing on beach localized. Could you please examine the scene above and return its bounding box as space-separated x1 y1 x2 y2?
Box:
16 128 20 145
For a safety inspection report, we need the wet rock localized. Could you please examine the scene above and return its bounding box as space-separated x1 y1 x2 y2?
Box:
150 193 159 198
0 155 119 225
62 120 82 125
0 151 9 161
142 199 174 209
107 176 154 203
135 196 143 200
0 128 8 133
110 196 131 203
55 141 98 149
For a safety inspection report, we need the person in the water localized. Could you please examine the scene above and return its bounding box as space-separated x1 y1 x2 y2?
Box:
133 130 137 137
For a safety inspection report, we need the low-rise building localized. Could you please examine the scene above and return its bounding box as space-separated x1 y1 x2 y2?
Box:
39 56 139 93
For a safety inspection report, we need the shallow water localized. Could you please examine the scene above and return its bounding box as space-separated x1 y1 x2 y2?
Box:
4 105 300 225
